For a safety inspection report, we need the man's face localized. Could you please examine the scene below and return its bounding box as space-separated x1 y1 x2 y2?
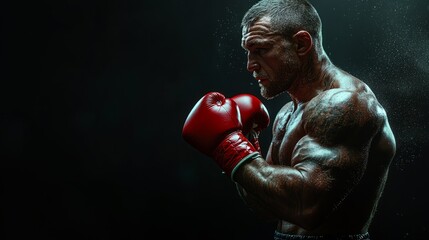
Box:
241 16 300 99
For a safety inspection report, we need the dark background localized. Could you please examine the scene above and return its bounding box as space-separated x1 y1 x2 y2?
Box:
1 0 428 239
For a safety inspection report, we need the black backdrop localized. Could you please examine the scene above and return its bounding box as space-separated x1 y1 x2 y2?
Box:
2 0 428 239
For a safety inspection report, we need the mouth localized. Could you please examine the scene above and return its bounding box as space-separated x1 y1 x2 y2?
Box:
253 72 269 85
257 78 268 85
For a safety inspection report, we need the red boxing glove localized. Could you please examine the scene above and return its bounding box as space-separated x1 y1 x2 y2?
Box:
231 94 270 154
182 92 261 179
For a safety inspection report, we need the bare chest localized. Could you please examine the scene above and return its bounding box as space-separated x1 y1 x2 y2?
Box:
269 108 306 166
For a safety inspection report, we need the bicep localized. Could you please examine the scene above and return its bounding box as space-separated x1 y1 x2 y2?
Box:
291 135 368 213
295 89 383 202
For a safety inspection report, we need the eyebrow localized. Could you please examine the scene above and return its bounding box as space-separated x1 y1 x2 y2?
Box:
241 38 272 50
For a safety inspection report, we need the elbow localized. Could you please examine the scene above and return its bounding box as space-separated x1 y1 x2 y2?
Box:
273 197 329 230
294 205 332 230
297 211 325 230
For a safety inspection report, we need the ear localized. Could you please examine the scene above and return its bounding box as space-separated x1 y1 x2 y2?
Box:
292 30 313 56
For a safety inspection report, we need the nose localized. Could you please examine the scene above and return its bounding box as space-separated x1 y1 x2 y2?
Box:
246 54 259 72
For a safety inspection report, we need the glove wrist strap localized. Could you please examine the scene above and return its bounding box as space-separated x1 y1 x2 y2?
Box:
213 131 260 180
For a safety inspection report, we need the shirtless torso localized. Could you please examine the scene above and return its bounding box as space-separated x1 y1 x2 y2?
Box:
265 70 396 234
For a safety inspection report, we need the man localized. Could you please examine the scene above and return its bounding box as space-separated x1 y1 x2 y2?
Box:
182 0 396 239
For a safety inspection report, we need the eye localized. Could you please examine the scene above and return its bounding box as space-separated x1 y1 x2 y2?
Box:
255 47 267 55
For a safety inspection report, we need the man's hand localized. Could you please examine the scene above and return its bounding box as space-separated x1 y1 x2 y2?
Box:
182 92 261 180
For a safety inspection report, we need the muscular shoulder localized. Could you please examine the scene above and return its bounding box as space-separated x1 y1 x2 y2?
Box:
302 88 385 146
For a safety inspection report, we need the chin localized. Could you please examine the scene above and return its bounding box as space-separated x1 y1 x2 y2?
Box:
261 87 285 100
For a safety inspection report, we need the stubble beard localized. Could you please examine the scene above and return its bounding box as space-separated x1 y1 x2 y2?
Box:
260 61 298 100
261 83 285 100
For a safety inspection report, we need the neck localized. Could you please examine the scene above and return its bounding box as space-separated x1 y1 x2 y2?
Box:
288 50 335 106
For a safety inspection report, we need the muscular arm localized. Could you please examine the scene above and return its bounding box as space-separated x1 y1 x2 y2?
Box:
235 104 289 221
234 89 384 229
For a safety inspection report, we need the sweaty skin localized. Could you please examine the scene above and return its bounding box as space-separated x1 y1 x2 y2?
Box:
234 16 396 235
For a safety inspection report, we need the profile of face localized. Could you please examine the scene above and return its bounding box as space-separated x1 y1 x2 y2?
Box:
241 16 300 99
